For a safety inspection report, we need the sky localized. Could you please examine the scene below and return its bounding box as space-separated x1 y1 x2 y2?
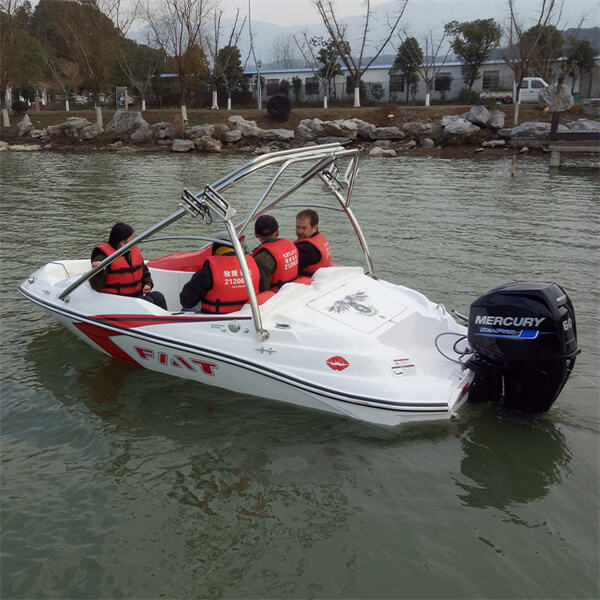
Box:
231 0 392 26
230 0 598 28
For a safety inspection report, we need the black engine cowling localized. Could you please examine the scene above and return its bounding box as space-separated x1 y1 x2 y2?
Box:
466 282 578 413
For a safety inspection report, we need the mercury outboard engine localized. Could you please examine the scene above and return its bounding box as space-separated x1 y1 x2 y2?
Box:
466 282 578 413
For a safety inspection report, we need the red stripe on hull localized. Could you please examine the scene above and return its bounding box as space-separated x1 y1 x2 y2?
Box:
74 322 140 366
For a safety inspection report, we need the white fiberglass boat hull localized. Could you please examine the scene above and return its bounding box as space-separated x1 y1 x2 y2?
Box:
20 261 473 427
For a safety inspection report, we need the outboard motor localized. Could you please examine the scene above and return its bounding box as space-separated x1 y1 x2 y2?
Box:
466 282 578 413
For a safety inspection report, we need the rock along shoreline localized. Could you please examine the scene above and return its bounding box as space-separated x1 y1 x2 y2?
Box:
2 107 599 158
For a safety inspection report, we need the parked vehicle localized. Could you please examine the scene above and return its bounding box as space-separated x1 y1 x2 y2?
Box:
480 77 548 104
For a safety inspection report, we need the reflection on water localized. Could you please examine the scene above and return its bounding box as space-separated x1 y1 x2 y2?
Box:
454 413 570 510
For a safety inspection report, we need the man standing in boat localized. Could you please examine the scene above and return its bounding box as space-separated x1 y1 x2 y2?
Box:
91 223 167 309
179 234 259 313
294 209 331 275
252 215 299 292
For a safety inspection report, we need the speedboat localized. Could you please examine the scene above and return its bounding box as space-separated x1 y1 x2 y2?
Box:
19 144 579 427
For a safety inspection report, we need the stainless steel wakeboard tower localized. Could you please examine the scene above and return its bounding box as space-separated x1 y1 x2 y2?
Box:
58 143 374 341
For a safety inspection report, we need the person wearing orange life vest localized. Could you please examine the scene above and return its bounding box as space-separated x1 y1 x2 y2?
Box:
294 209 331 275
179 234 260 313
252 215 299 292
91 222 167 309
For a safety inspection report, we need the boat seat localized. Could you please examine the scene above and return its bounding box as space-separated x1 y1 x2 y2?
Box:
294 275 313 285
244 290 276 307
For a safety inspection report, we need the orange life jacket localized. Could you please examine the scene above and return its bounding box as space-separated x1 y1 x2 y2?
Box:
95 242 144 296
252 238 299 288
294 233 331 275
201 254 260 314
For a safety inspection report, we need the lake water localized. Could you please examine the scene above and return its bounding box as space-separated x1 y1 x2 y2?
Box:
1 150 598 599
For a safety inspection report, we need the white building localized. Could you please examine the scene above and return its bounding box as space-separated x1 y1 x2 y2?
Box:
245 55 600 103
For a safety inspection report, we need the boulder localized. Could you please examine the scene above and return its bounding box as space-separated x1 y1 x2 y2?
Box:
351 118 376 139
488 109 505 129
195 136 222 153
62 117 94 138
582 98 600 118
510 121 569 148
482 139 506 148
105 111 148 134
259 128 295 141
0 141 9 151
130 124 153 143
465 105 490 127
421 138 435 148
227 115 261 137
400 140 417 149
441 114 462 127
157 126 177 140
79 123 104 140
322 119 359 139
444 118 480 135
296 118 326 139
369 146 397 158
9 144 41 151
497 128 513 139
151 121 171 131
369 126 406 140
317 136 352 145
30 129 44 139
224 129 242 143
566 119 600 133
188 124 215 139
538 83 574 111
172 139 194 152
402 122 433 138
228 115 257 127
373 140 393 148
47 124 64 136
16 114 33 136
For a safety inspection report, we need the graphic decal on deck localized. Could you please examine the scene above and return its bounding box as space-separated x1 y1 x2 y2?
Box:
326 356 350 371
327 291 377 316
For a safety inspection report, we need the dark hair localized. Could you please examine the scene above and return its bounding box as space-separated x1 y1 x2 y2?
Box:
109 223 134 248
255 215 278 236
296 209 318 227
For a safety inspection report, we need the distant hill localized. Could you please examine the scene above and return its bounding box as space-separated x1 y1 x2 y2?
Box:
562 26 600 49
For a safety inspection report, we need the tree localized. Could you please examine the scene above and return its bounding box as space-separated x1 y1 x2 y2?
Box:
48 0 121 125
204 6 246 110
445 18 503 92
564 37 596 96
1 0 27 126
522 24 563 82
270 33 301 69
393 37 423 102
147 0 210 120
417 29 451 106
116 38 165 110
316 0 407 107
504 0 564 125
293 34 344 108
217 45 244 110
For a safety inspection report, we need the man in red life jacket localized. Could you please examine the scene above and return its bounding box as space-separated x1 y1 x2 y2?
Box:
252 215 299 292
179 234 259 313
91 222 167 309
294 209 331 275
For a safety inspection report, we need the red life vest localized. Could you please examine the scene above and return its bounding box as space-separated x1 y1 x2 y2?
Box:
294 233 331 275
201 254 260 314
252 238 299 288
94 242 144 296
